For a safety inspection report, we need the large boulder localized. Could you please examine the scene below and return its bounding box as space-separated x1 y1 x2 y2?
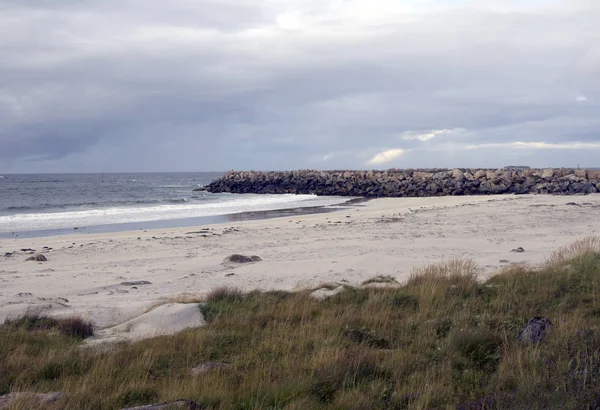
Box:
588 170 600 180
473 169 487 179
452 168 465 181
413 171 434 180
541 169 555 179
558 168 575 177
566 174 584 183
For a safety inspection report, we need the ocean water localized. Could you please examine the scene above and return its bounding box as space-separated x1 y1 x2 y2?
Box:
0 173 347 235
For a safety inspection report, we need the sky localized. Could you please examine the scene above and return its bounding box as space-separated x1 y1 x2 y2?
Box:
0 0 599 172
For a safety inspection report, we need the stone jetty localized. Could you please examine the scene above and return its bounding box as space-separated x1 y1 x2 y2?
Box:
200 168 600 198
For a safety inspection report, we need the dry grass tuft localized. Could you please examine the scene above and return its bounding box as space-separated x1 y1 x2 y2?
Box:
495 264 529 279
56 317 94 339
4 315 94 339
409 258 479 282
403 259 479 314
546 236 600 267
204 286 244 303
164 293 205 304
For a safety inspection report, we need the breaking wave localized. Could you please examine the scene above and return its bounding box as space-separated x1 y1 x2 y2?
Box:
0 194 346 232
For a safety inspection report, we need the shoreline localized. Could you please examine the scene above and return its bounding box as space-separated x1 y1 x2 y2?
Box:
1 194 599 329
0 197 364 239
0 198 360 239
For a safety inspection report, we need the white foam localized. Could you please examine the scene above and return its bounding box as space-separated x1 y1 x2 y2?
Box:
0 194 348 232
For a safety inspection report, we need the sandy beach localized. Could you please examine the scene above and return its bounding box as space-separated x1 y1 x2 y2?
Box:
1 194 599 329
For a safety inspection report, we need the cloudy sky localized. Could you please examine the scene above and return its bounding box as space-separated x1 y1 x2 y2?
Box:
1 0 599 172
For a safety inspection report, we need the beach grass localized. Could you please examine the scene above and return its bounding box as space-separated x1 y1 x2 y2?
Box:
3 239 600 409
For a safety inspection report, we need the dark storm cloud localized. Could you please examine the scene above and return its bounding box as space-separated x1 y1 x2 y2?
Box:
1 0 599 172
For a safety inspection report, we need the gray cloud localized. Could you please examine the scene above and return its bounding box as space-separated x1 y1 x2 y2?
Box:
1 0 599 172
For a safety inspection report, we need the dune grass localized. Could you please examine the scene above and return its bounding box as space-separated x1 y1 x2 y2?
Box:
3 240 600 409
3 315 94 340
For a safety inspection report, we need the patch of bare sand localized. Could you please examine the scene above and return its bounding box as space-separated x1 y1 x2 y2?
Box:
84 303 205 345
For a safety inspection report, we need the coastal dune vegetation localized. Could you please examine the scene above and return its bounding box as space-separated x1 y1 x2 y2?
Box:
2 238 600 409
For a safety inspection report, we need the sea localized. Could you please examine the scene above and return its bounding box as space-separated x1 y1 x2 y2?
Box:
0 173 348 238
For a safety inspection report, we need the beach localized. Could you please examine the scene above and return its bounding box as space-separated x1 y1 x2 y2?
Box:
1 194 599 329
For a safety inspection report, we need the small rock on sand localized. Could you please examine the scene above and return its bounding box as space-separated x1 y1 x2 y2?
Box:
25 253 47 262
120 281 152 286
224 254 262 263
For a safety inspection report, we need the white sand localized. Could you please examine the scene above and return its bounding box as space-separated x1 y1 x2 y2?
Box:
1 194 599 329
84 303 205 345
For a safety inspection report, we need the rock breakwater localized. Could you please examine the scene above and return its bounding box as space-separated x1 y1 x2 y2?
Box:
201 168 600 197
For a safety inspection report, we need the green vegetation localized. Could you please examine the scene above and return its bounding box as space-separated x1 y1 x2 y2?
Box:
3 238 600 409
